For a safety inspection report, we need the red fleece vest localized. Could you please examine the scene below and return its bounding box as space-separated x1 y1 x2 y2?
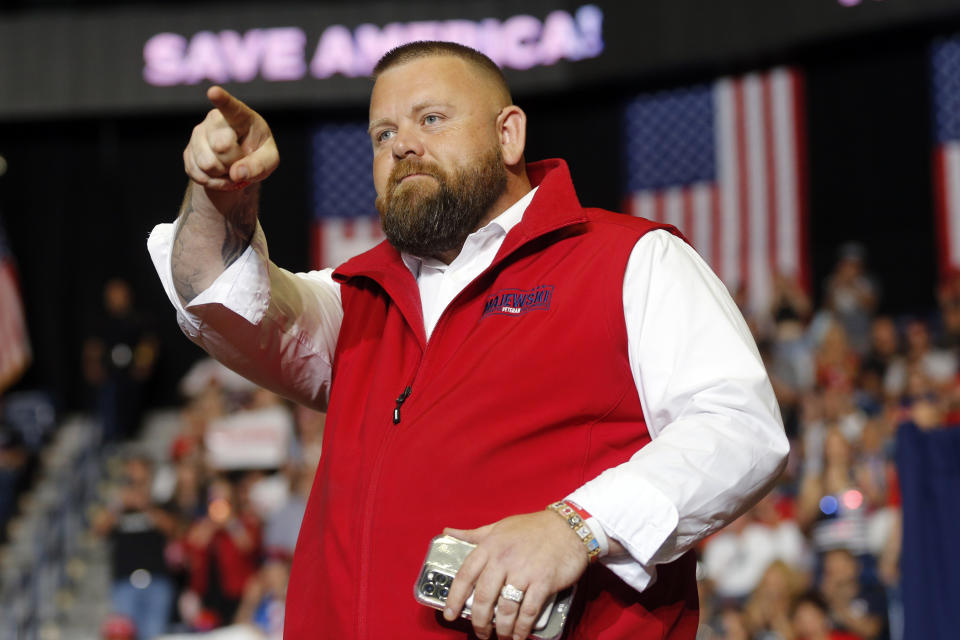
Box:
284 160 699 639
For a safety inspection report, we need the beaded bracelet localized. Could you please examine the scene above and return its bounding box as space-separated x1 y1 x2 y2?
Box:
547 500 602 563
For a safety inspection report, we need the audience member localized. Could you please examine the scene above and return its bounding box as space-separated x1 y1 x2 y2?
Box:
884 318 956 399
82 278 158 442
0 417 31 543
791 590 861 640
702 494 809 602
234 557 289 639
819 549 887 640
743 561 806 640
821 243 878 355
797 429 871 559
181 475 263 628
935 268 960 349
93 453 178 640
263 462 313 560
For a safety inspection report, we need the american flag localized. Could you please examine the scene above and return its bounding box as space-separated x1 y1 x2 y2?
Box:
0 214 30 393
310 124 385 269
624 68 809 314
932 36 960 279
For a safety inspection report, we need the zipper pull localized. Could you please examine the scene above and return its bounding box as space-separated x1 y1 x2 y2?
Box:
393 386 412 424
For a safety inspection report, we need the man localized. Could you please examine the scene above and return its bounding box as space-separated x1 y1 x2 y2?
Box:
149 42 788 639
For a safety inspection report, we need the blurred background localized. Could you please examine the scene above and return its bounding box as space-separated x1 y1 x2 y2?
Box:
1 0 960 638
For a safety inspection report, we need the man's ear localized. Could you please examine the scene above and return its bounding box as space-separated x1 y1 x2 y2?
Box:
497 105 527 167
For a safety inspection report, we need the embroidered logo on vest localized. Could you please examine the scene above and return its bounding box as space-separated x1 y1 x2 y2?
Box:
481 285 553 318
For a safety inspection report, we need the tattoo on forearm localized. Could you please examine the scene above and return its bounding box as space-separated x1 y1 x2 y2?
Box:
221 186 258 268
171 183 259 304
173 187 194 246
172 186 200 303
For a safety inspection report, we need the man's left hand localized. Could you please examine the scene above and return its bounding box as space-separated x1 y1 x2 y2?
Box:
443 510 589 640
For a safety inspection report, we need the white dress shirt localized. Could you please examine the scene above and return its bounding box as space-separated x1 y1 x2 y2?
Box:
147 186 788 592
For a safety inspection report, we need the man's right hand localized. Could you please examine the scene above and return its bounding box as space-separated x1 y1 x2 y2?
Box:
184 86 278 192
171 88 272 305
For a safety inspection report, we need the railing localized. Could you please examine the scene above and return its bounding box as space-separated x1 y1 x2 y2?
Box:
0 418 102 640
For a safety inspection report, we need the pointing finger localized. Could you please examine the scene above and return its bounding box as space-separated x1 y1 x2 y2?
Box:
207 85 254 138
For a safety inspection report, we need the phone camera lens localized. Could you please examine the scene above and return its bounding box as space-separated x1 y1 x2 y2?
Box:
423 583 436 595
436 574 448 586
440 587 449 598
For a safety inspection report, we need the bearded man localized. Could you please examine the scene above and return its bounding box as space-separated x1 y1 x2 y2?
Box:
149 41 788 640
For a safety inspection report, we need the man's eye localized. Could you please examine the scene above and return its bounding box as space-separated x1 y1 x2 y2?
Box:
423 115 441 125
376 130 395 143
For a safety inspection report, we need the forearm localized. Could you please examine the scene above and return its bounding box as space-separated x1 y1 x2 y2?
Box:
171 181 259 305
569 231 788 589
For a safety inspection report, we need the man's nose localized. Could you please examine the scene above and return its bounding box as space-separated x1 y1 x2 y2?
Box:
391 127 424 159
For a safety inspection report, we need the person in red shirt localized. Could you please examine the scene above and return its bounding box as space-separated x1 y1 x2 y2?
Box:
182 475 262 627
792 591 861 640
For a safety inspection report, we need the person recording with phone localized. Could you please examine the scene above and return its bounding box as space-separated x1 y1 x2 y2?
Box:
148 41 788 639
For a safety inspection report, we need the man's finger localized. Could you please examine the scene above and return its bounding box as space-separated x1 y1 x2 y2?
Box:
469 564 507 637
207 85 253 138
443 524 493 544
493 579 528 640
193 143 228 177
442 542 487 622
186 150 240 191
512 583 552 640
229 140 278 184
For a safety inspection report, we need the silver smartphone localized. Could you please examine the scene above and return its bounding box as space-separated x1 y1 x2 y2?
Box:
414 534 576 640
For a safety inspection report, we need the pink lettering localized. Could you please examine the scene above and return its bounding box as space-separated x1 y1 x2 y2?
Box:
183 31 229 85
500 15 541 70
537 11 579 66
143 33 187 86
311 24 357 78
403 21 442 43
218 29 265 83
477 18 505 67
576 5 604 58
354 23 407 75
262 27 307 81
142 6 606 87
435 20 481 51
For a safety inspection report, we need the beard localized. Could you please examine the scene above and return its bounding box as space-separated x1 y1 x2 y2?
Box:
375 146 508 258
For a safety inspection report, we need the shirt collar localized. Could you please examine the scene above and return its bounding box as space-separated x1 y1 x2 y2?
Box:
401 186 539 275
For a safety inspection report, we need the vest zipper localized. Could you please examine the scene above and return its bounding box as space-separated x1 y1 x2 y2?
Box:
357 377 415 636
392 385 412 424
356 418 401 639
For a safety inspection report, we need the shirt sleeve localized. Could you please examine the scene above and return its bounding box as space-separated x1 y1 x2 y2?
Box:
146 219 343 410
566 229 789 592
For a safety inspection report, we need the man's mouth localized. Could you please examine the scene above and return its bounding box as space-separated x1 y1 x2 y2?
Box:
399 173 435 182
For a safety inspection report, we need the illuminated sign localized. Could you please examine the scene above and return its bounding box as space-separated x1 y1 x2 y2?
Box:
1 0 958 119
143 5 605 87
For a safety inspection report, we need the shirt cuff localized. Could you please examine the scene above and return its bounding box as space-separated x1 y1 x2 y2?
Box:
566 472 679 592
147 219 271 337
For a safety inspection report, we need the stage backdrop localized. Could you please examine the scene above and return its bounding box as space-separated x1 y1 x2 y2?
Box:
623 68 808 315
932 34 960 278
1 0 959 119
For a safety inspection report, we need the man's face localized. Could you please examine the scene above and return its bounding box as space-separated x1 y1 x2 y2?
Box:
368 56 509 258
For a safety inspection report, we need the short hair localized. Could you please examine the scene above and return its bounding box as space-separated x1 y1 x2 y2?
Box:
791 589 829 617
373 41 512 103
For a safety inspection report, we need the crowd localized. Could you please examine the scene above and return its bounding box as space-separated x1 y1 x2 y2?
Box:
87 243 951 640
698 243 957 640
93 361 323 640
